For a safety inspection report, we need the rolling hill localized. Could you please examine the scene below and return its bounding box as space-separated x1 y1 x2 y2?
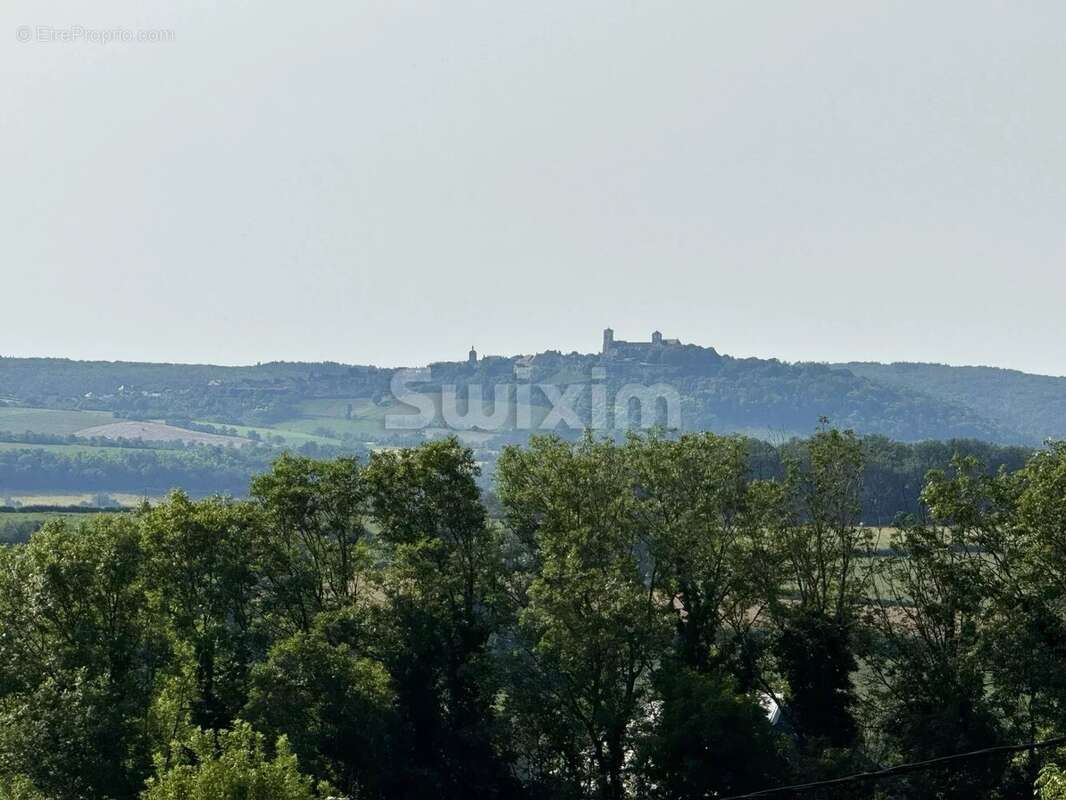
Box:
2 341 1059 446
3 342 1060 508
833 361 1066 444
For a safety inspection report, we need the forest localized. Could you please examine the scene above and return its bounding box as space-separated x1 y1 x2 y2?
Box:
0 438 361 497
2 431 1065 799
5 346 1066 446
0 430 1031 527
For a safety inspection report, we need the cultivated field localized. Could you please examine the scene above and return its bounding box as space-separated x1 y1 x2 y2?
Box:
201 421 341 447
75 421 249 447
0 491 161 506
0 407 115 435
279 395 558 438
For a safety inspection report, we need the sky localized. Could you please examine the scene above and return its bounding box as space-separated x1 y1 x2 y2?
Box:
2 1 1065 374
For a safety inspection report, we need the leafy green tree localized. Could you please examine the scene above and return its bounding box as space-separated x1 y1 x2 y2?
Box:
142 721 326 800
775 608 859 748
0 773 46 800
364 438 516 799
772 428 869 748
1015 443 1066 596
1038 762 1066 800
250 455 371 635
0 516 159 799
868 521 1006 798
921 448 1066 790
244 614 399 799
996 445 1066 789
3 431 1066 800
0 673 146 800
624 432 784 681
498 434 672 800
781 428 869 619
635 667 787 799
141 493 264 733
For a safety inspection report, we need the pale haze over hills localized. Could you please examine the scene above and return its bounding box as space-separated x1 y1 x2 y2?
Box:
2 1 1065 373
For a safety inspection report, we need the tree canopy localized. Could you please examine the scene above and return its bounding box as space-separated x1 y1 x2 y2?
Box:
0 433 1064 799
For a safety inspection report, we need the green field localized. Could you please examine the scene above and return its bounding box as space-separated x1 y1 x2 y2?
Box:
0 510 119 524
274 415 383 438
269 398 397 438
861 526 896 552
296 398 380 418
0 407 115 435
0 491 164 506
193 420 340 447
282 395 558 438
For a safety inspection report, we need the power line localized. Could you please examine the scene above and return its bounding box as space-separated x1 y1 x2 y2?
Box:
719 735 1066 799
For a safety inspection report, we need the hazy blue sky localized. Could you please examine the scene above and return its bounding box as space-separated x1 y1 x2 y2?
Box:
3 2 1064 373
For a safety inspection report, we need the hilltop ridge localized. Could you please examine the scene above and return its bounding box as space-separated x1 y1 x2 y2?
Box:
4 331 1061 445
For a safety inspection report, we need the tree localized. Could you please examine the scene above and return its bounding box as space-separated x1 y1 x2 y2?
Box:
0 773 45 800
1038 762 1066 800
635 667 787 800
142 721 326 800
498 434 671 800
624 432 784 681
920 448 1066 791
867 519 1007 798
364 438 516 799
772 428 869 748
0 516 159 799
141 493 264 733
244 614 399 799
250 454 371 635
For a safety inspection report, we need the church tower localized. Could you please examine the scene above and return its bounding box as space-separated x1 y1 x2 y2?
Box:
602 327 614 356
468 346 477 365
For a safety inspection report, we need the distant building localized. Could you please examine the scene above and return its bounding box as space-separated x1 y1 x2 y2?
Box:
468 346 478 365
602 328 682 359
